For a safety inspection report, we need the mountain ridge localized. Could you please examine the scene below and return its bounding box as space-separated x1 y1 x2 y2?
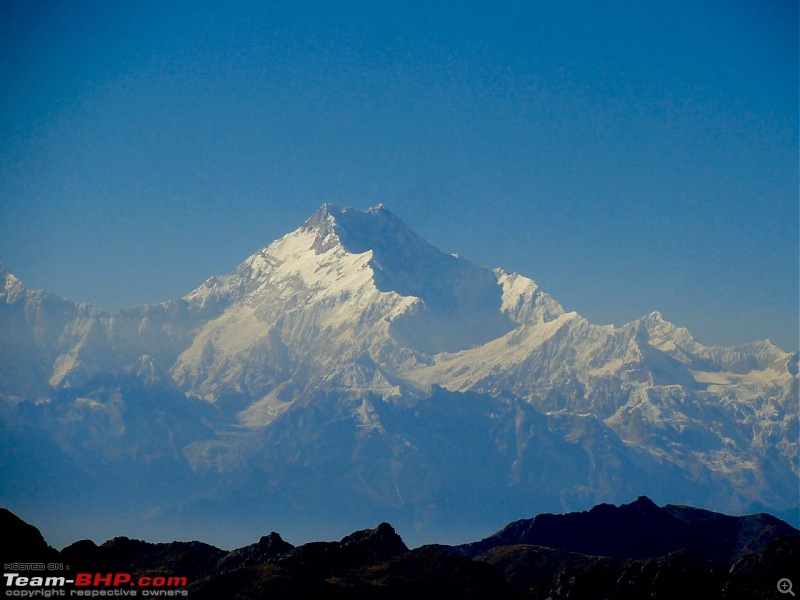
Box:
0 204 797 548
3 500 798 599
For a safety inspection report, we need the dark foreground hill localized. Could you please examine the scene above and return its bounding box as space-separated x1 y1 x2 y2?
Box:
2 498 798 599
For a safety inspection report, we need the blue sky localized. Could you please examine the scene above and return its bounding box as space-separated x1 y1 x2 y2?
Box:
1 0 797 350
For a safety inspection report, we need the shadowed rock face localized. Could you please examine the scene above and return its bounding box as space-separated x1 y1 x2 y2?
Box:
215 531 295 572
0 507 58 563
3 499 798 599
479 535 800 600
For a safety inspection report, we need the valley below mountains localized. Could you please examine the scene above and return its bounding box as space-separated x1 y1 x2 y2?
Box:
1 204 797 549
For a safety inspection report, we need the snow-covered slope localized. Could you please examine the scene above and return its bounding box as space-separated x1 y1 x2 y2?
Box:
0 205 796 548
170 204 524 421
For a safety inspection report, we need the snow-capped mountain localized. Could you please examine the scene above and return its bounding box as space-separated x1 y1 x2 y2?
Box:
0 205 796 548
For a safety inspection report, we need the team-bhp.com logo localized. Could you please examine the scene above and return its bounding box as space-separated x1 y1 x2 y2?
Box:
4 571 188 597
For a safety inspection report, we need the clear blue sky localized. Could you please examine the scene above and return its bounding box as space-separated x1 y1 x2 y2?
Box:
1 0 797 350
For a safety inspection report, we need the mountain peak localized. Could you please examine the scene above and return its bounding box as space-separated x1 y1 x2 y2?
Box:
299 204 409 259
1 266 27 301
303 203 392 228
302 203 410 246
643 310 666 323
296 204 454 297
298 204 518 353
302 202 340 230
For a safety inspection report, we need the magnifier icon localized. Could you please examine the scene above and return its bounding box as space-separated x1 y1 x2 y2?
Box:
778 579 795 596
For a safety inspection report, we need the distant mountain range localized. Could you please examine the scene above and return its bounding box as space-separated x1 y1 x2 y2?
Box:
2 498 798 599
1 204 797 548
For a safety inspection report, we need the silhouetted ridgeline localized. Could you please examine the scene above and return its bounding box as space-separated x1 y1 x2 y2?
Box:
2 498 798 599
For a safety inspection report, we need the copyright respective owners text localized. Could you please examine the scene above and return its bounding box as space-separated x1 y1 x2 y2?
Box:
3 564 189 597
